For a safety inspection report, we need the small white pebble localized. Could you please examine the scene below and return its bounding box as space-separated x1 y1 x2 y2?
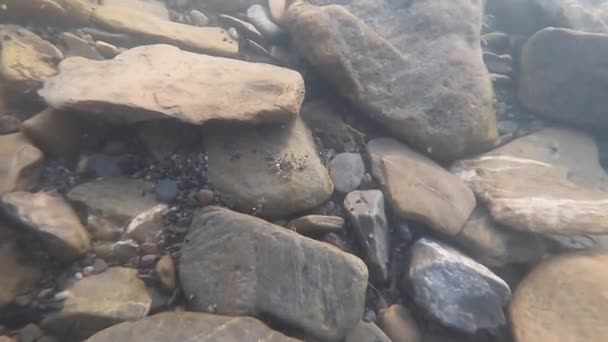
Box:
74 272 83 279
54 291 70 301
368 233 374 239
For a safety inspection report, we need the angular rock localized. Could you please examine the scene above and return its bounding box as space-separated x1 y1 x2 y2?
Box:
0 0 94 26
345 321 391 342
0 115 21 134
1 192 91 261
407 238 511 333
204 118 333 219
67 178 158 227
299 100 359 153
511 252 608 342
329 153 365 193
61 32 102 60
40 45 303 125
123 204 168 243
92 5 238 56
453 206 547 267
218 14 264 43
287 1 497 160
0 26 63 93
86 311 302 342
94 41 121 58
42 267 151 341
483 52 512 75
378 305 422 342
288 215 344 235
367 138 475 236
344 190 389 282
0 133 43 195
451 128 608 235
247 4 283 40
519 28 608 128
179 207 368 341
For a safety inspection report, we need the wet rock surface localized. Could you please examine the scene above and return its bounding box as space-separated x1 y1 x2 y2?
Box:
0 134 43 195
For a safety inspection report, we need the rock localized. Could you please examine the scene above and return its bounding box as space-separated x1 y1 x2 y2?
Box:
329 153 365 193
61 32 103 60
77 154 123 178
19 323 43 342
154 179 178 203
519 28 608 128
288 215 344 235
481 32 511 55
343 190 389 282
92 5 238 56
86 311 302 342
140 254 157 268
218 14 264 43
155 255 176 291
345 321 391 342
93 259 108 274
179 206 368 341
1 192 91 261
483 52 512 75
195 189 215 207
102 0 169 20
287 1 497 160
247 4 283 40
42 267 151 341
40 45 303 125
21 108 86 161
451 128 608 235
269 0 286 23
544 233 608 253
0 0 94 26
0 25 63 94
123 204 168 243
536 0 608 34
367 138 475 236
377 305 422 342
204 118 333 219
299 100 359 153
190 0 264 13
94 41 120 58
112 240 139 264
0 133 43 195
0 224 41 311
407 238 511 333
136 120 200 161
454 206 546 267
0 115 21 134
490 73 512 87
511 252 608 342
188 9 209 26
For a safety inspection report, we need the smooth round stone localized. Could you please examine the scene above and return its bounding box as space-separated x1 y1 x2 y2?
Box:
329 153 365 193
154 179 178 203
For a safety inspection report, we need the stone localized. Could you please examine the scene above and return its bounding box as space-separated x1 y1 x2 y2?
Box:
112 240 139 264
191 0 264 13
155 255 176 291
481 32 511 55
195 189 215 207
92 5 238 56
0 0 94 26
519 28 608 128
407 238 511 333
204 118 333 219
0 133 43 195
140 254 157 268
377 305 422 342
77 154 123 178
0 25 63 94
511 252 608 342
68 178 158 227
40 45 303 125
102 0 169 20
329 153 365 193
345 321 391 342
218 14 264 43
61 32 103 60
94 41 120 58
288 215 344 235
136 120 200 161
454 206 547 267
21 108 85 161
86 311 302 342
491 73 512 87
123 204 168 243
247 4 283 40
287 1 497 160
367 138 475 236
483 52 512 75
299 100 359 153
179 206 368 341
154 179 178 203
343 190 389 282
19 324 43 342
451 128 608 235
269 0 286 23
42 267 151 341
0 115 20 134
536 0 608 34
0 224 41 311
188 10 209 26
1 192 91 261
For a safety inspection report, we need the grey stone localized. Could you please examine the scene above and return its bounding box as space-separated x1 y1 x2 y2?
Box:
61 32 103 60
377 305 422 342
0 116 21 134
188 9 209 26
345 321 391 342
78 154 122 178
483 52 512 75
247 4 283 40
406 238 511 333
0 133 43 195
179 206 368 341
343 190 389 282
329 153 365 193
154 179 178 203
288 215 344 235
481 32 510 55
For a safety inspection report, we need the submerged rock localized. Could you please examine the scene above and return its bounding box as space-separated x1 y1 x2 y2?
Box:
0 133 43 195
288 215 344 235
179 207 368 341
378 305 422 342
329 153 365 193
345 321 391 342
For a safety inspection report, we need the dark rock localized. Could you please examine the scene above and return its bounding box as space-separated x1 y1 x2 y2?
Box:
18 323 43 342
288 215 345 235
343 190 389 283
329 153 365 193
406 238 511 333
77 154 123 179
490 74 512 87
299 100 359 153
0 133 43 195
93 259 108 274
140 254 157 268
195 189 215 207
154 179 178 203
179 206 368 341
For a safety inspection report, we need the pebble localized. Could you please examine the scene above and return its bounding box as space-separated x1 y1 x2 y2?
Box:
0 115 21 134
74 272 83 280
37 288 54 300
188 10 209 27
497 120 519 135
93 259 109 274
247 4 283 40
378 305 422 342
195 189 215 207
82 266 95 276
329 153 366 193
156 255 176 291
113 240 139 264
19 323 43 342
94 41 120 58
154 179 178 203
141 242 158 254
140 254 158 268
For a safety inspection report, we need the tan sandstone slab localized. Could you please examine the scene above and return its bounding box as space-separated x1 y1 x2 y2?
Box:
40 44 304 125
452 128 608 235
511 252 608 342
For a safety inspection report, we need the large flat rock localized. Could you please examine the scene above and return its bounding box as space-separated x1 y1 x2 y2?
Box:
452 128 608 235
519 28 608 128
86 312 302 342
511 252 608 342
179 207 368 341
286 1 497 160
40 44 304 125
204 118 333 219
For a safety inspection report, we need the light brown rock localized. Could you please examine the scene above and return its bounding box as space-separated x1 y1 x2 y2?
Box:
367 138 475 236
452 128 608 235
40 44 303 125
0 133 43 195
123 204 167 243
0 0 94 26
378 305 422 342
155 255 176 291
92 5 237 56
102 0 169 20
1 192 91 261
61 32 103 60
511 252 608 342
42 267 151 341
269 0 286 22
345 321 391 342
288 215 344 235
